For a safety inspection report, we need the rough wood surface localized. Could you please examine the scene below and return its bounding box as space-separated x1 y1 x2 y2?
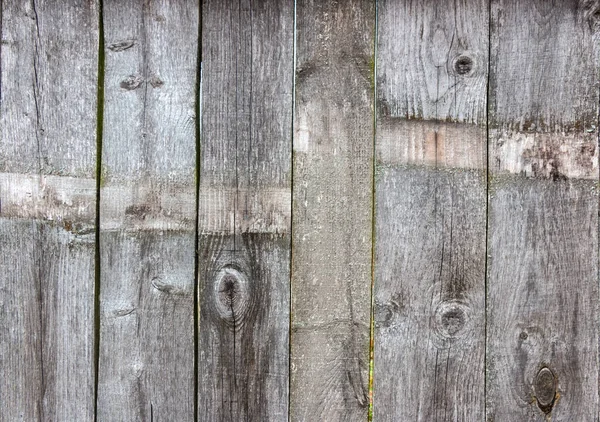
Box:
291 1 374 420
486 1 600 420
97 1 198 420
374 0 488 420
0 1 99 421
197 0 293 420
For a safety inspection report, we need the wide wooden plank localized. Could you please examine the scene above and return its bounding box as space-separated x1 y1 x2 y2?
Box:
0 1 99 421
373 0 488 420
96 1 198 420
197 0 293 420
291 1 374 420
486 1 600 420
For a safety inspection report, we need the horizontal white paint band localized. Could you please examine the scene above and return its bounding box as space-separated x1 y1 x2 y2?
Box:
0 173 96 223
1 173 290 233
100 182 196 231
198 187 291 234
377 119 486 169
376 120 598 180
491 129 599 180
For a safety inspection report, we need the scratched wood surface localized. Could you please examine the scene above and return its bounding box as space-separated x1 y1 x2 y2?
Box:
96 1 198 420
291 0 374 420
3 1 600 421
486 0 600 420
0 1 99 421
373 0 488 420
197 0 293 420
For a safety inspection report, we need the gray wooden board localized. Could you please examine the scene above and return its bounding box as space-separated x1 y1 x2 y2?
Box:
291 0 375 420
197 0 293 420
487 179 599 421
97 0 198 420
374 0 488 420
486 0 600 420
0 1 99 420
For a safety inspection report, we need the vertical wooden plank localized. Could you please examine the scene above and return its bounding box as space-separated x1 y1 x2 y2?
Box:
373 1 488 420
291 1 374 420
97 1 198 420
197 0 293 420
487 1 599 420
0 1 99 421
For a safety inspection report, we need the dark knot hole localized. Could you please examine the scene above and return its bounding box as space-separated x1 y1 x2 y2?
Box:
454 55 474 75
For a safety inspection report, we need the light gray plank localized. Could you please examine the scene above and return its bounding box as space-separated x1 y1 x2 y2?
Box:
197 0 293 420
486 1 600 420
97 1 198 420
0 1 99 421
374 0 488 420
291 1 374 420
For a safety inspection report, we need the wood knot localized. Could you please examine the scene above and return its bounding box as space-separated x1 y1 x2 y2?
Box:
125 204 151 218
120 74 144 90
433 301 469 342
214 267 249 328
534 367 558 414
583 0 600 32
453 54 475 76
149 75 164 88
108 39 135 52
374 292 407 328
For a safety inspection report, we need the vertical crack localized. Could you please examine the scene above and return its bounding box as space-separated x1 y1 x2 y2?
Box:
35 223 46 419
140 0 150 175
233 0 240 255
229 285 237 421
30 1 45 414
31 0 42 174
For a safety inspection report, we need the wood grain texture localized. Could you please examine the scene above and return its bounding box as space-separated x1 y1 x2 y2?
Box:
291 1 374 420
97 1 198 420
374 0 488 420
486 1 600 420
0 1 99 421
197 0 293 420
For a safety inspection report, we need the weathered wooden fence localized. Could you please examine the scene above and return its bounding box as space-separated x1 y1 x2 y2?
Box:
1 0 599 420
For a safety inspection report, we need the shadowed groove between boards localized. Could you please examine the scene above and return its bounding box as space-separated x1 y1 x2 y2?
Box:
288 0 297 420
193 1 203 421
368 0 378 420
93 0 105 420
483 0 491 418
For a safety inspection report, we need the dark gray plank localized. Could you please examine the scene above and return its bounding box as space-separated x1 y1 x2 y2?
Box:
291 1 374 420
0 1 99 421
197 0 293 420
374 0 488 420
486 1 600 420
97 1 198 420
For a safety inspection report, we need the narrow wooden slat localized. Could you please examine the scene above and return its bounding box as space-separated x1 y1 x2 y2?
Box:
197 1 293 420
486 1 600 420
291 1 374 420
373 0 488 420
0 1 99 420
97 1 198 420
